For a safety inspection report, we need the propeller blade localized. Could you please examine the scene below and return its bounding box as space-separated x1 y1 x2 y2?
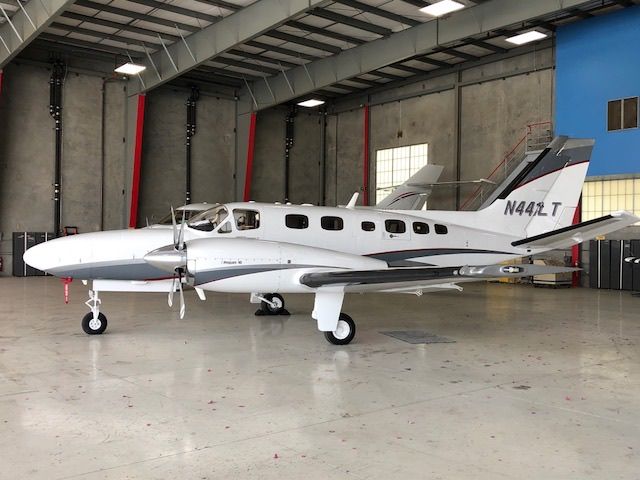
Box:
178 211 186 250
168 275 176 307
171 206 178 247
178 271 186 319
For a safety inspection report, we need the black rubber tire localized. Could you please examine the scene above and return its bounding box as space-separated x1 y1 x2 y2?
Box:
81 312 108 335
260 293 285 314
324 313 356 345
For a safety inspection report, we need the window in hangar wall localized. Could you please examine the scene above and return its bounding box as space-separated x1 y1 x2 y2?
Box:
607 97 638 132
375 143 428 205
582 178 640 224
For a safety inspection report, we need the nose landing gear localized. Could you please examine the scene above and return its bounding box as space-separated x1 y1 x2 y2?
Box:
82 290 108 335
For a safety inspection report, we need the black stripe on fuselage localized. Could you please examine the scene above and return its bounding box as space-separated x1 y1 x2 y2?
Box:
367 248 515 264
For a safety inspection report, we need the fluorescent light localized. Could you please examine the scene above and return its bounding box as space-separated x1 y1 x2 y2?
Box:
419 0 465 17
505 30 548 45
297 99 325 108
114 63 147 75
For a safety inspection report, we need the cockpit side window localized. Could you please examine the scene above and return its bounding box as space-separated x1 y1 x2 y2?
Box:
188 206 229 232
233 209 260 230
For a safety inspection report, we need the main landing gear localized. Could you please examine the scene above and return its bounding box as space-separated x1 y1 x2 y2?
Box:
82 290 108 335
254 293 290 316
324 313 356 345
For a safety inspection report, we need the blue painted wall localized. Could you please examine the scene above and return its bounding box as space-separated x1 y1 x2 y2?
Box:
556 6 640 176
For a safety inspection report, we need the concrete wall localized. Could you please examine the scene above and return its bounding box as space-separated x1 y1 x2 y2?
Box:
250 108 323 204
325 108 364 206
0 62 127 276
136 87 236 225
370 89 457 209
325 47 555 210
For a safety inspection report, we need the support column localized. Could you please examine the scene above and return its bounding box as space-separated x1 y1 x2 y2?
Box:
243 112 257 201
129 94 146 228
0 69 3 95
362 104 370 206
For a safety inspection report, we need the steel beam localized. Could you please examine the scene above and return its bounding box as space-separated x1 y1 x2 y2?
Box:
310 8 392 36
332 0 420 26
75 0 198 33
61 12 180 42
130 0 330 94
240 0 594 112
124 0 221 23
0 0 76 68
286 20 365 45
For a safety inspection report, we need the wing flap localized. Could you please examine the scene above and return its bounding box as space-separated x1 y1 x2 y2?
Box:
511 211 639 249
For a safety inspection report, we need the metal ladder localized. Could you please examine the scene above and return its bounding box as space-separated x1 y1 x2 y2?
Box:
459 122 553 211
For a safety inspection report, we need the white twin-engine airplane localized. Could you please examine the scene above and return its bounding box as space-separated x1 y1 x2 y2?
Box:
24 137 638 344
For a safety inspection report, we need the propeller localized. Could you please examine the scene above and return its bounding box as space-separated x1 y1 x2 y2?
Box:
166 206 188 319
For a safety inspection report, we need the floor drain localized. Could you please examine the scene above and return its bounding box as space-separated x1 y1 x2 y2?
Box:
380 330 455 344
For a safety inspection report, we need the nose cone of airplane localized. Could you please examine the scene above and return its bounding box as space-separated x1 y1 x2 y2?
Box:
23 240 55 272
144 245 186 273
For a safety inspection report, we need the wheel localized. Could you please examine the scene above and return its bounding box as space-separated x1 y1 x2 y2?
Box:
261 293 285 314
324 313 356 345
81 312 108 335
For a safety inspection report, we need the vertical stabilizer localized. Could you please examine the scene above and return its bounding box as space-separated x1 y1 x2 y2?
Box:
478 137 594 237
376 164 444 210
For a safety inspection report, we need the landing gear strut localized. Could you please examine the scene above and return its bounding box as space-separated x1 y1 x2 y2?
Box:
82 290 108 335
254 293 289 316
324 313 356 345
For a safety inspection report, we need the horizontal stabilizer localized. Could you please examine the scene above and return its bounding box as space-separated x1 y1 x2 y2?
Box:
511 211 639 249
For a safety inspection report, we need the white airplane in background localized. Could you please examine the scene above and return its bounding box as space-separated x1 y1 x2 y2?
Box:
24 137 638 344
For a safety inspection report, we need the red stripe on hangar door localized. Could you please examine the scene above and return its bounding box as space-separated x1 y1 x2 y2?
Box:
243 112 257 202
129 94 147 229
572 198 582 287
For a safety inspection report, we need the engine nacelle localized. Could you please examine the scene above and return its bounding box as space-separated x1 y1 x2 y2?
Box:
182 237 386 293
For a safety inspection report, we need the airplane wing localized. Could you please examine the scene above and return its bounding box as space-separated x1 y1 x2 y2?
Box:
300 264 577 290
511 211 639 250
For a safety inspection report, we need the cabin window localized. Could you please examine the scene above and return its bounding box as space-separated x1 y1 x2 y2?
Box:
435 224 448 234
413 222 429 234
361 221 376 232
285 214 308 229
385 219 406 234
233 209 260 230
321 216 344 231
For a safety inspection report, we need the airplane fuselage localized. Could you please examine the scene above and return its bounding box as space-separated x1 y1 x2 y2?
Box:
25 202 530 294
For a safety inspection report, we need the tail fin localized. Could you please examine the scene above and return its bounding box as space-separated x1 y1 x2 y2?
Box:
376 164 444 210
479 136 594 238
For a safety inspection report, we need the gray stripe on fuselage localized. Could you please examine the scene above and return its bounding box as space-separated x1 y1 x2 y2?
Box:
193 264 322 285
49 260 170 280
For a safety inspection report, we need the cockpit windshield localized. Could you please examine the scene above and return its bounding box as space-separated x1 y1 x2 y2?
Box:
188 205 230 232
157 209 199 225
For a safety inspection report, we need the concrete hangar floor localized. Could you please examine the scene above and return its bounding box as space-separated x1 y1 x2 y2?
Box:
0 277 638 479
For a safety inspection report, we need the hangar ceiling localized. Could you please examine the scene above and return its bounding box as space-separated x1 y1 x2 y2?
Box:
0 0 636 107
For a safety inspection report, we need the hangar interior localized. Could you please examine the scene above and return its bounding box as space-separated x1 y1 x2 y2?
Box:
0 1 639 478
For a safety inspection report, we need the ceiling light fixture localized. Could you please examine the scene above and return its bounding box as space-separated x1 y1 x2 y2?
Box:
505 30 548 45
114 63 147 75
297 99 325 108
419 0 465 17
